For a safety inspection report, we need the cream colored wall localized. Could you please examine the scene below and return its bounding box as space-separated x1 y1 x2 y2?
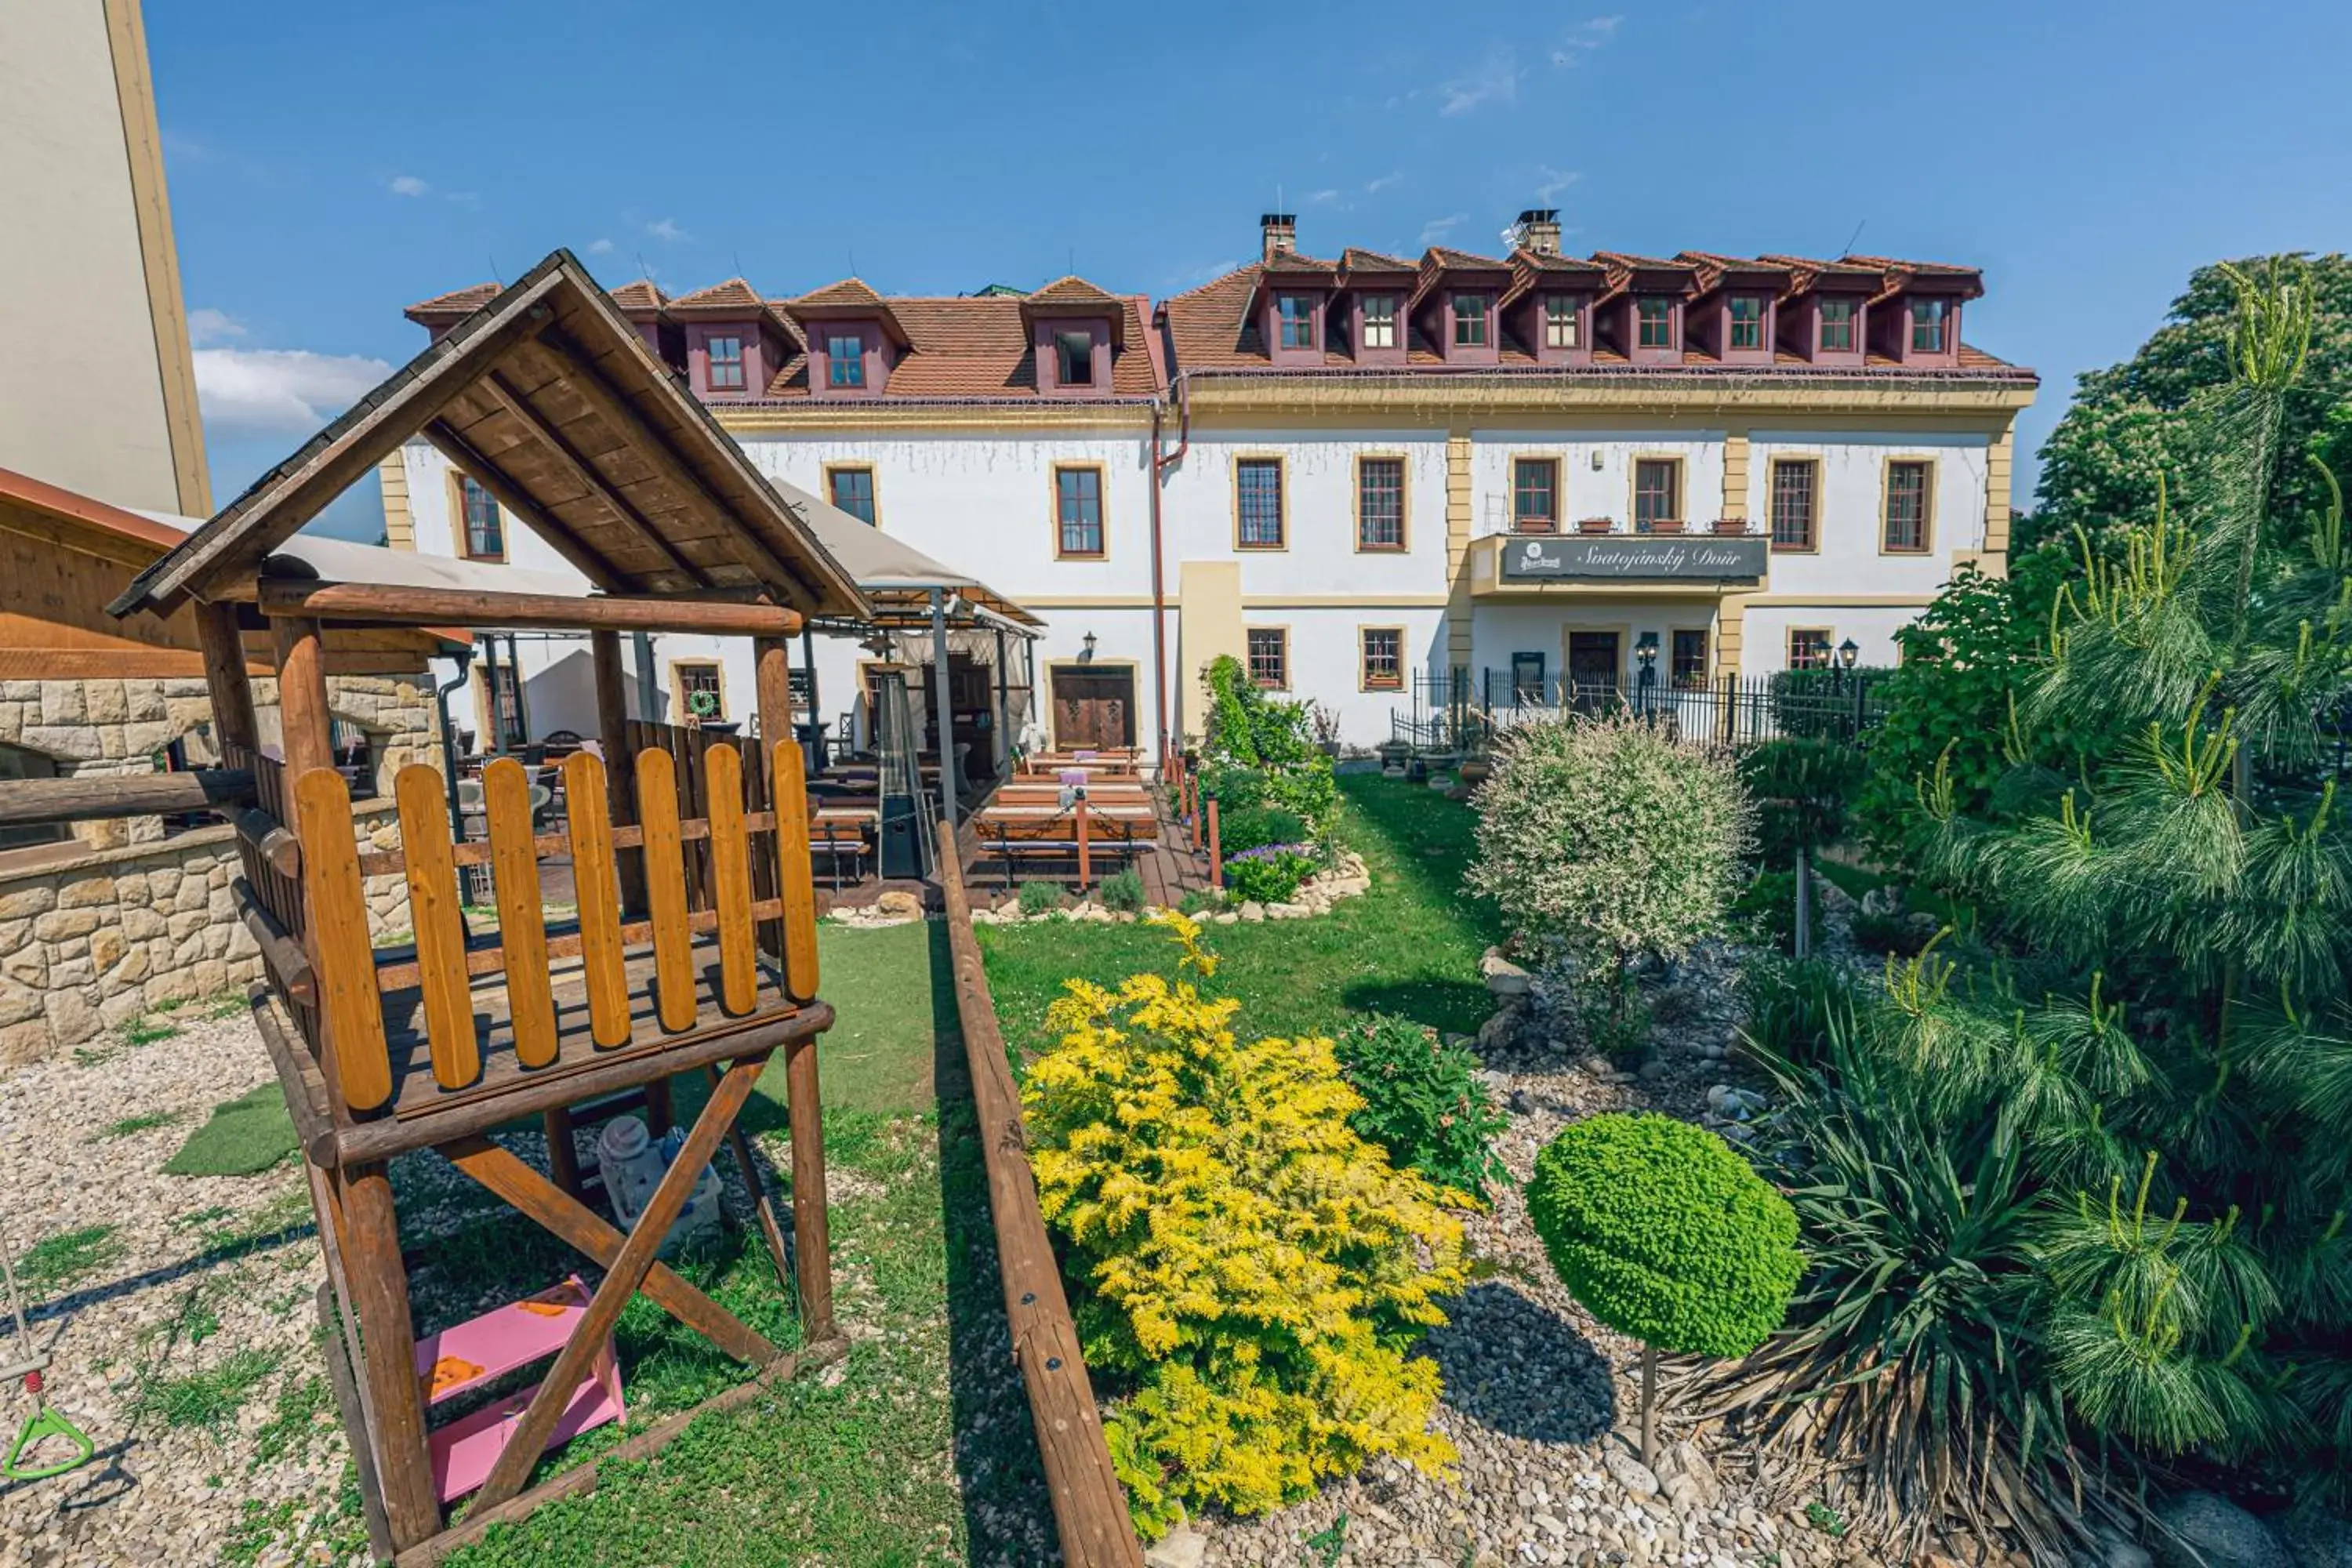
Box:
0 0 205 515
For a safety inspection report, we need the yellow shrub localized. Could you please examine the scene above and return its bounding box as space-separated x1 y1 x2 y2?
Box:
1023 913 1468 1536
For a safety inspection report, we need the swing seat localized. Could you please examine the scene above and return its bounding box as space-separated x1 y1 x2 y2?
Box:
5 1395 94 1482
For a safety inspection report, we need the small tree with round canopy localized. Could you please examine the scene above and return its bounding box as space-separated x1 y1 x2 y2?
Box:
1527 1112 1803 1468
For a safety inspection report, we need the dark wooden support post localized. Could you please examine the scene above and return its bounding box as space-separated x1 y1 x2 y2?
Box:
1207 799 1222 888
930 589 958 831
633 632 661 723
800 626 822 767
593 631 647 920
993 626 1011 774
786 1032 835 1343
195 599 258 755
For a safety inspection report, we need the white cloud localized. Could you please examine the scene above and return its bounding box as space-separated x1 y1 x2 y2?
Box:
586 238 615 255
1439 48 1521 115
1550 16 1623 67
645 217 691 243
1534 165 1581 201
388 173 430 197
1417 212 1468 247
186 307 245 347
1303 188 1341 206
1365 171 1404 194
194 347 392 436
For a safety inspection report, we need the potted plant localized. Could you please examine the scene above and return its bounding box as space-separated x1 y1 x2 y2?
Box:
1576 516 1614 535
1711 516 1749 535
1643 517 1686 535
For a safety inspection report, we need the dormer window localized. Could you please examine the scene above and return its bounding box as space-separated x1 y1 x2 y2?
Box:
1909 298 1950 353
1636 297 1675 350
707 335 746 390
1727 296 1766 351
1452 293 1490 348
1361 295 1397 350
1544 296 1580 350
1818 298 1857 353
1054 330 1094 387
1276 295 1318 350
826 332 864 388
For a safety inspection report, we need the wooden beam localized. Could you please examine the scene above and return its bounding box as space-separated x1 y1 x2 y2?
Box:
935 831 1145 1568
418 416 626 594
234 877 317 1008
0 768 255 828
534 325 807 597
256 579 803 637
236 807 301 877
196 598 259 751
477 370 709 590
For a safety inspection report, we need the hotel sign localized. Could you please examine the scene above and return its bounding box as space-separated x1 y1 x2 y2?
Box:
1499 535 1768 583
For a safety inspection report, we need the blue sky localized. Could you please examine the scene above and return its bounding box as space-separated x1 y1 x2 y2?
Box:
151 0 2352 540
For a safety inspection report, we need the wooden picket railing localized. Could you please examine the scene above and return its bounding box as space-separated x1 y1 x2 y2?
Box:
275 739 818 1119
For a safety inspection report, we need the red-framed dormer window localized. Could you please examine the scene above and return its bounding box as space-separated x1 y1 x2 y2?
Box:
1543 296 1581 350
826 332 864 388
1636 297 1675 350
1276 295 1318 350
1360 295 1398 350
1818 298 1857 353
1910 298 1950 353
707 334 746 390
1452 293 1490 348
1727 296 1766 351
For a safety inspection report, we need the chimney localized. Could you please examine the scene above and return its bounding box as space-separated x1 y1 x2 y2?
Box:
1260 212 1297 262
1516 209 1562 256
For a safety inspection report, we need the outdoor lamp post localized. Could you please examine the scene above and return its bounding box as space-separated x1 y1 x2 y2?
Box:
1836 637 1859 671
1080 630 1097 664
1837 637 1864 736
1635 632 1659 717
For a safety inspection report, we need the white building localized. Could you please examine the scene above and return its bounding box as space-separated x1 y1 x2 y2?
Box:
390 212 2034 766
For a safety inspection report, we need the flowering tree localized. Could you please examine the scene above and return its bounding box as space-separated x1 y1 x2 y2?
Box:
1468 713 1750 987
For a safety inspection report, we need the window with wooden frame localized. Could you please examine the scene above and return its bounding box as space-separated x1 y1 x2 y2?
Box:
1245 627 1289 690
1235 458 1285 548
1276 295 1318 350
672 660 725 724
1727 296 1766 350
1883 459 1933 553
1543 296 1580 349
1054 330 1094 387
1451 292 1490 347
827 466 877 525
1360 294 1397 350
1909 297 1950 353
1817 297 1856 352
1054 464 1105 557
709 334 748 390
1512 457 1560 533
1787 628 1833 670
1671 628 1709 689
1356 456 1406 550
1632 459 1681 531
822 333 859 388
1359 626 1403 691
456 475 505 561
1769 458 1818 550
1636 296 1674 349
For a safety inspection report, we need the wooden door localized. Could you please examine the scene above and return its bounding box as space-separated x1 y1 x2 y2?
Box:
1567 631 1620 711
1051 668 1134 750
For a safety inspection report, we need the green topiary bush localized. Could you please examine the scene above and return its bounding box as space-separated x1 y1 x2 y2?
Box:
1334 1014 1512 1203
1221 844 1316 905
1527 1112 1802 1465
1017 879 1065 917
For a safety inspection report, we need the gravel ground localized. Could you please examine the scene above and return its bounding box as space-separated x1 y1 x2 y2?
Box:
1195 942 1878 1568
0 1004 354 1568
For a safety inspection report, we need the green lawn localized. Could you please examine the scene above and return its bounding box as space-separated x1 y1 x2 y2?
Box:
979 774 1502 1058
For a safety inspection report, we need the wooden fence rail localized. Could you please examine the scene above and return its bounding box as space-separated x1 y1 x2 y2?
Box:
935 822 1145 1568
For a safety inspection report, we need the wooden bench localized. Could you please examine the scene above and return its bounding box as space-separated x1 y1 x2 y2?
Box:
975 804 1158 890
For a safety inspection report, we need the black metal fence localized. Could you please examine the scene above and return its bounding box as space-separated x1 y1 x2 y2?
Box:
1391 666 1892 751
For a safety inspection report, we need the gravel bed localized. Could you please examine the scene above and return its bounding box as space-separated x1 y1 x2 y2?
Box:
1193 942 1879 1568
0 1005 350 1568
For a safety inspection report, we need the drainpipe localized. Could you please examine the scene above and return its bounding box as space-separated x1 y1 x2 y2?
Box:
1147 374 1191 768
434 648 476 833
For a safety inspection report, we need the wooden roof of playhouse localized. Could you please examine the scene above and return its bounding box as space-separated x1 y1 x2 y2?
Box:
111 249 871 624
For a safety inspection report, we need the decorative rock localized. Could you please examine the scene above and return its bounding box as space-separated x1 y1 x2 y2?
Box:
873 889 925 920
1603 1446 1660 1501
2152 1493 2292 1568
1481 946 1533 996
1238 901 1265 922
2095 1534 2155 1568
1266 901 1309 920
2278 1510 2352 1568
1146 1525 1207 1568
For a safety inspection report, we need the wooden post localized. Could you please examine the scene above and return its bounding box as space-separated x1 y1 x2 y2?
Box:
195 598 258 755
336 1161 441 1547
270 616 336 808
592 630 647 919
786 1034 835 1344
1076 798 1091 891
1189 774 1203 851
753 637 795 965
1207 799 1221 889
929 588 959 831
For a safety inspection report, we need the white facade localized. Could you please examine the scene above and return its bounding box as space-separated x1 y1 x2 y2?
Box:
396 405 2008 760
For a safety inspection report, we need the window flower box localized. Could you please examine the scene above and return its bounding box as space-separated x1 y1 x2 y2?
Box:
1642 517 1686 536
1576 517 1614 535
1711 517 1749 536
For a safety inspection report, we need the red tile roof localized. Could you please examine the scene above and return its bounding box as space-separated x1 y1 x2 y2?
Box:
606 279 668 311
763 291 1160 401
666 277 766 314
790 278 890 310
